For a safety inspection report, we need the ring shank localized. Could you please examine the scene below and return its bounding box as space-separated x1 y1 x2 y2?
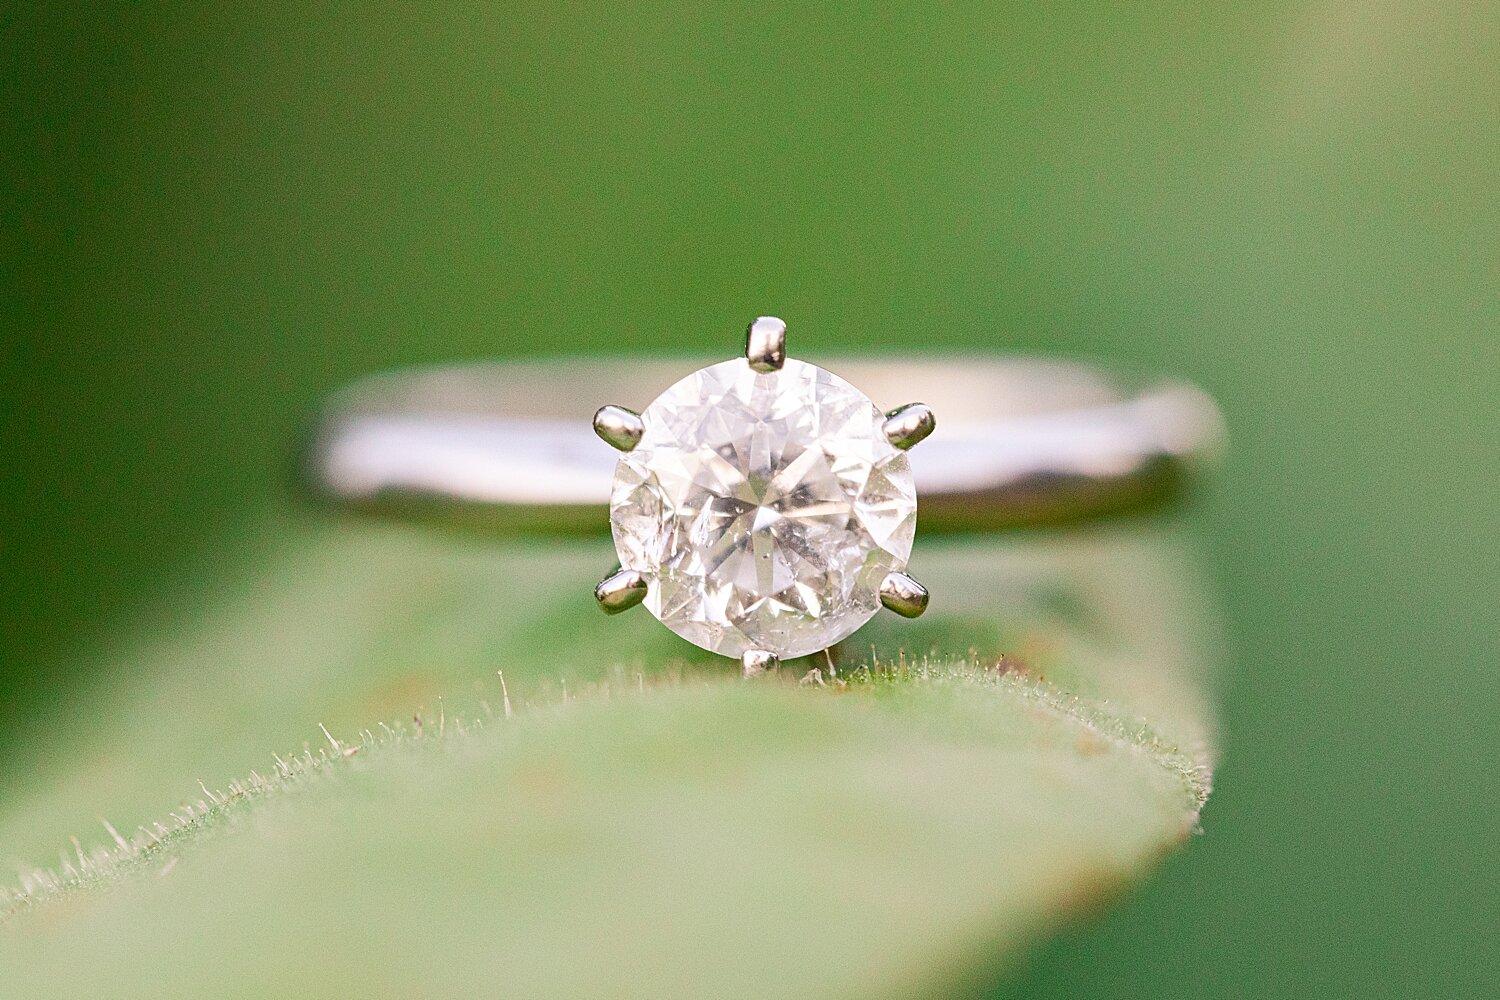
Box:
306 356 1223 534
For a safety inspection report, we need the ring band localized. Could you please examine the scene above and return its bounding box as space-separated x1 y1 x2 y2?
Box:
307 356 1223 535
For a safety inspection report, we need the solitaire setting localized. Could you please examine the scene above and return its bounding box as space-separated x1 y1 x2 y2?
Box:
593 317 934 675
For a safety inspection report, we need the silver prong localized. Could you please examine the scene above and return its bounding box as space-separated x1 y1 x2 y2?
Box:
879 571 929 618
741 649 780 677
745 316 787 373
882 403 936 450
595 568 647 614
593 405 644 451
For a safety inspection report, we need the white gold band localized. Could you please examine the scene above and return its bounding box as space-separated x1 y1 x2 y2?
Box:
307 356 1224 534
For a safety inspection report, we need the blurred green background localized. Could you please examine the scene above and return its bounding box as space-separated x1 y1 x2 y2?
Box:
4 3 1496 996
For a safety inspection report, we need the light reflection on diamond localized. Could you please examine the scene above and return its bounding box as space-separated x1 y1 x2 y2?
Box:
610 358 917 658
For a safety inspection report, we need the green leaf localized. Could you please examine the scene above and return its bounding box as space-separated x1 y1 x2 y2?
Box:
0 519 1215 998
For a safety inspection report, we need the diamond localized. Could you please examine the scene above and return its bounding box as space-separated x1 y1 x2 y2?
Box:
610 358 918 658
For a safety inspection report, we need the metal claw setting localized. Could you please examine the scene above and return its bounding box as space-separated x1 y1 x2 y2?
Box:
882 403 936 450
594 568 648 614
741 649 780 677
879 571 929 618
593 405 644 451
745 316 787 373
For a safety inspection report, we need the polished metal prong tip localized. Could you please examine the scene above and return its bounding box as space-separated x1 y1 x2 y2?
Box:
745 316 787 373
882 403 936 450
593 405 644 451
594 568 648 614
879 571 929 618
741 649 780 677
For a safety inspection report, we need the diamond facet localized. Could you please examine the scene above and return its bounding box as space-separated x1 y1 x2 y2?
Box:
609 358 918 658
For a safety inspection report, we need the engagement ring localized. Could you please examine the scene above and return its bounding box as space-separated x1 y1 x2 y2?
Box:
310 317 1222 675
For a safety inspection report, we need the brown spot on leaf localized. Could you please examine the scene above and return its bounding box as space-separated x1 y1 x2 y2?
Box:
1054 866 1132 921
991 654 1031 676
1075 729 1111 756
